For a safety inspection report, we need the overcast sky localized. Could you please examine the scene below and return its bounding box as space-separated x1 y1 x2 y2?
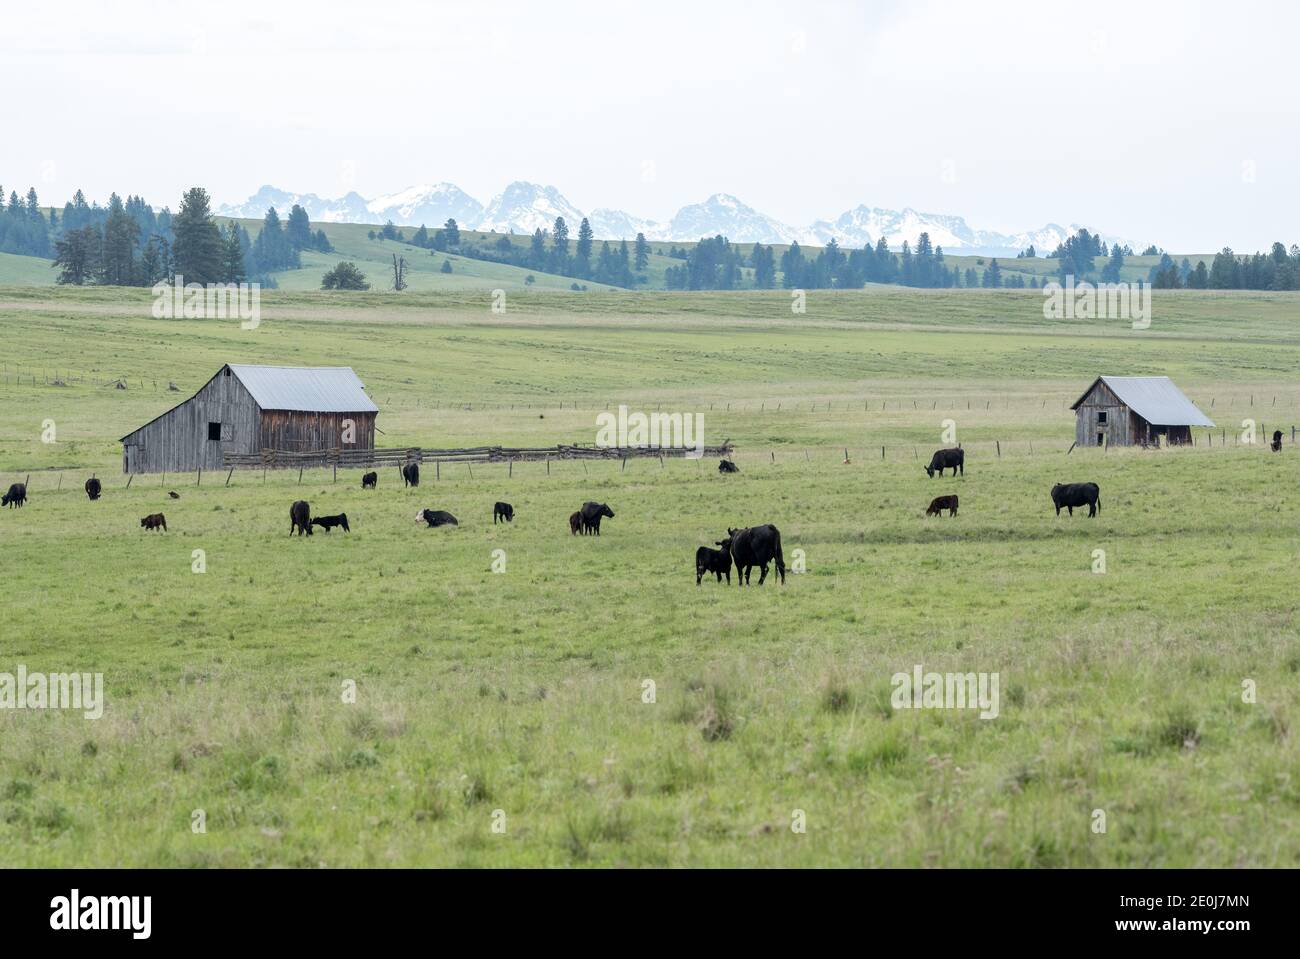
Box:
5 0 1296 251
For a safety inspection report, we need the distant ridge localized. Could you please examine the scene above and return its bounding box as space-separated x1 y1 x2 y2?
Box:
219 181 1137 255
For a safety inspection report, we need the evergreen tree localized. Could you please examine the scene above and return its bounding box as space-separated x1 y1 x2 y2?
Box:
285 204 313 251
634 232 650 272
170 187 224 283
99 193 140 285
443 218 461 248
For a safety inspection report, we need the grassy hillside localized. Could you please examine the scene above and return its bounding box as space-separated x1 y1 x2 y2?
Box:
0 251 55 286
0 286 1297 866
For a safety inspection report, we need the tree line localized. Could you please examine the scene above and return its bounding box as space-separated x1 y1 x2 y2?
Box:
51 185 332 287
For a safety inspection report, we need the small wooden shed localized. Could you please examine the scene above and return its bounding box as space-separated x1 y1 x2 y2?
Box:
120 364 378 473
1070 375 1213 447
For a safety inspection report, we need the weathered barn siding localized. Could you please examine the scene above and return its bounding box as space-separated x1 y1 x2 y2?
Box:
258 411 376 452
120 365 378 473
121 367 260 473
1075 379 1128 447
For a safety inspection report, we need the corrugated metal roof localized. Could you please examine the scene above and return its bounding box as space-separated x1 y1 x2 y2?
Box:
227 364 378 413
1072 376 1214 427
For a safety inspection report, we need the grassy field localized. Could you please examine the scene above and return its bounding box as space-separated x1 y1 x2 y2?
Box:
0 285 1297 867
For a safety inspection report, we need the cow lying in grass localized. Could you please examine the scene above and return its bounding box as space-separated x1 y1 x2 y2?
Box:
85 477 102 500
290 500 312 536
361 471 378 489
494 502 514 524
140 513 166 532
311 513 350 533
695 541 733 584
718 459 739 474
926 495 958 517
3 482 27 508
416 509 458 527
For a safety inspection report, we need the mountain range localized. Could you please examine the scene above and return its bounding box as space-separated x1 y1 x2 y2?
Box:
218 182 1135 256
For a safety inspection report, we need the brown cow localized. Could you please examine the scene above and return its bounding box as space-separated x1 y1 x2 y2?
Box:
140 513 167 532
926 495 958 517
569 511 582 535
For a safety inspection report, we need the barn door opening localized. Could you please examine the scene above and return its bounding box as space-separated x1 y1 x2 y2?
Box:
1096 432 1104 447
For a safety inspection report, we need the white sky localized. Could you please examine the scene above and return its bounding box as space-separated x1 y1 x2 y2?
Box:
4 0 1297 250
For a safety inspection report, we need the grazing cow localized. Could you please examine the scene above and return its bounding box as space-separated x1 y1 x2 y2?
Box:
580 501 615 535
311 513 350 533
494 501 514 524
925 448 964 478
168 491 180 499
1051 482 1100 518
569 511 582 535
718 459 740 474
361 471 378 489
1271 430 1283 452
401 463 420 488
416 509 458 528
290 500 312 536
2 483 26 508
140 513 167 532
926 494 958 517
85 477 102 501
725 525 786 586
695 541 733 585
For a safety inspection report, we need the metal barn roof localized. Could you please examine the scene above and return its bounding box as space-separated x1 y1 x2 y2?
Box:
227 365 378 413
1071 376 1214 427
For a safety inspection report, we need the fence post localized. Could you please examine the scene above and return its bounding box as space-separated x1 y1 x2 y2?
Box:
296 467 302 484
197 468 202 486
226 468 234 486
125 474 134 488
996 441 1001 458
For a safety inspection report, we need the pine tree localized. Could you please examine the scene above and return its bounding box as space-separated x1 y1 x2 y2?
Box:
224 223 246 283
634 233 650 272
99 193 140 286
170 187 224 283
443 218 461 248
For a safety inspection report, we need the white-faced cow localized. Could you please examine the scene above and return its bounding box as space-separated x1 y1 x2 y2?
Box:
925 448 964 478
1051 482 1100 517
724 525 786 586
416 509 458 527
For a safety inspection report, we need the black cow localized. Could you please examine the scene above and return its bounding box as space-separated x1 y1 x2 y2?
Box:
695 541 733 584
725 524 786 586
1051 482 1100 517
290 500 312 536
168 491 180 499
140 513 167 532
580 501 615 535
362 471 378 489
718 459 740 474
311 513 350 533
494 502 514 524
925 448 964 478
402 463 420 488
2 483 26 508
85 477 102 501
416 509 458 527
926 494 958 517
1271 431 1283 452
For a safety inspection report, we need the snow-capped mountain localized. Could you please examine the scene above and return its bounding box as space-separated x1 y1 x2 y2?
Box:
218 185 371 223
366 183 483 228
661 193 797 245
219 182 1135 254
475 182 586 235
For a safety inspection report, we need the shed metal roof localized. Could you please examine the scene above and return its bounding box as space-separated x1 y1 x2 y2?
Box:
1071 376 1214 427
227 364 378 413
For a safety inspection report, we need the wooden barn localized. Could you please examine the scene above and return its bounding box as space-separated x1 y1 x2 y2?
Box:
1070 375 1213 448
120 364 378 473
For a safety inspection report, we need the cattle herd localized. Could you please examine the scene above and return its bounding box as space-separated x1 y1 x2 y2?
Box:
4 449 1111 584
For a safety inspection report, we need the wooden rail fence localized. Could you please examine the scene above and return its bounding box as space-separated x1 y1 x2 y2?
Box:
222 442 735 470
